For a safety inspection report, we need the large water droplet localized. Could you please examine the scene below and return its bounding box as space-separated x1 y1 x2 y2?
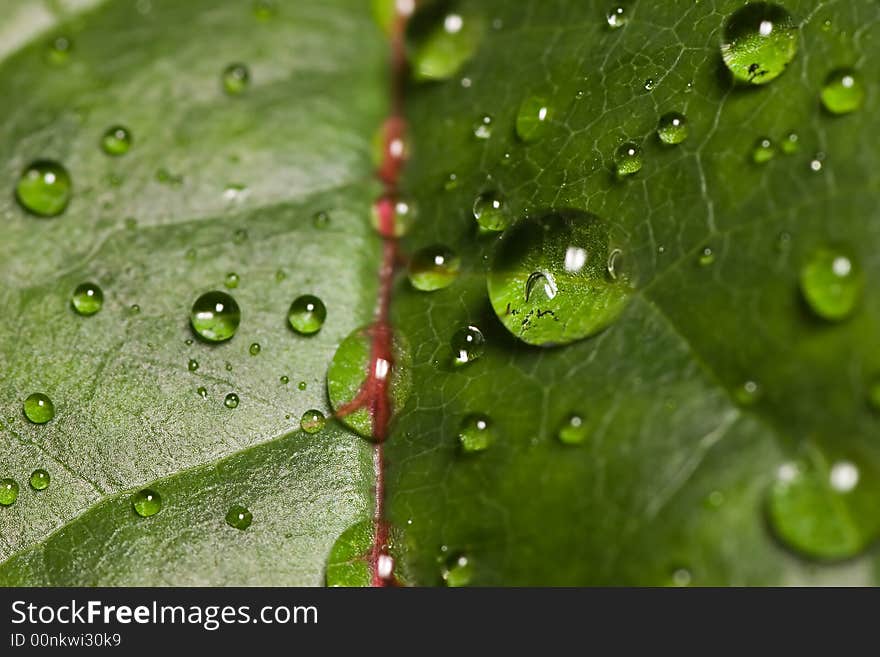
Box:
411 12 482 81
222 63 250 95
442 553 473 586
288 295 327 335
408 246 460 291
820 68 864 115
71 282 104 316
16 160 72 217
516 96 552 143
29 469 50 491
452 325 485 366
459 413 493 452
800 248 863 321
101 125 132 156
132 488 162 517
720 3 798 85
472 192 510 232
301 409 326 434
23 393 54 424
487 210 633 346
614 142 642 177
190 291 241 342
225 504 253 530
657 112 688 145
327 326 412 439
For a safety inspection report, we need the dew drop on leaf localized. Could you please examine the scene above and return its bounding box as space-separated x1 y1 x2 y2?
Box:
101 125 132 156
451 325 485 366
132 489 162 517
23 393 54 424
408 245 460 291
15 160 72 217
222 63 250 95
781 131 799 154
442 553 473 586
558 414 588 445
657 112 688 145
71 282 104 316
188 359 199 372
411 12 482 81
312 210 330 229
800 248 863 321
300 409 326 434
472 191 510 232
224 272 239 289
224 393 240 409
720 3 798 85
698 247 715 267
249 342 261 356
606 5 627 29
225 504 253 530
487 210 634 346
298 381 307 391
473 114 493 139
515 96 552 143
197 386 208 399
29 469 50 491
614 142 642 177
190 291 241 342
288 295 327 335
735 380 761 405
46 35 73 65
751 137 776 164
459 413 493 453
0 479 20 507
820 68 865 115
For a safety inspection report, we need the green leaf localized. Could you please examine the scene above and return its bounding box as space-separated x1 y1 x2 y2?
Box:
2 0 880 587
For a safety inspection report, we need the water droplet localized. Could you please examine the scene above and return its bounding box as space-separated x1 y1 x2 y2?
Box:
671 568 692 587
809 154 824 172
253 0 277 20
71 282 104 316
408 245 460 291
225 362 233 372
800 248 863 321
720 3 798 85
372 196 415 238
29 469 50 491
459 413 493 453
516 96 552 143
452 326 485 366
558 414 588 445
488 210 633 346
0 479 19 507
614 142 642 177
767 452 880 560
735 380 761 405
224 393 240 409
443 172 459 191
442 553 473 586
23 393 54 424
606 5 627 29
132 488 162 517
249 342 261 356
472 191 510 232
222 63 250 95
643 78 655 91
224 272 240 289
101 125 132 156
190 291 241 342
751 137 776 164
298 381 307 391
473 114 493 139
288 295 327 335
411 12 482 81
275 269 286 282
327 326 412 439
15 160 72 217
698 247 716 267
233 228 248 244
778 131 799 155
820 68 864 115
225 504 253 530
197 386 208 399
301 409 326 434
188 359 199 372
129 303 141 314
280 375 289 385
657 112 688 145
312 210 330 229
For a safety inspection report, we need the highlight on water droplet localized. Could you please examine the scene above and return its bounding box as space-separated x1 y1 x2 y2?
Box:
720 3 798 85
224 393 240 409
614 142 642 177
23 393 54 424
0 479 19 506
487 209 634 346
458 413 493 453
225 504 253 530
558 413 588 445
516 96 552 143
132 488 162 517
452 325 485 366
657 112 688 145
300 409 326 434
606 5 627 29
29 469 50 491
800 247 863 321
820 68 864 115
222 63 250 95
441 553 473 587
71 282 104 316
408 245 460 291
15 160 72 217
751 137 775 164
190 291 241 342
101 125 132 156
288 295 327 335
472 192 510 232
411 11 483 81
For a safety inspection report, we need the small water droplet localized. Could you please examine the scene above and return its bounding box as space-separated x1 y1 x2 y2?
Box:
820 68 864 115
408 245 460 291
132 488 162 517
781 131 799 154
735 380 761 405
15 160 72 217
411 12 481 81
190 291 241 342
288 295 327 335
233 228 249 244
224 272 240 289
720 3 798 85
252 0 277 20
249 342 261 356
657 112 688 145
275 269 286 282
224 393 240 409
197 386 208 399
443 172 459 191
452 326 485 366
516 96 552 143
751 137 776 164
222 63 250 95
298 381 307 391
472 191 510 232
312 210 330 229
643 78 655 91
29 469 50 491
23 393 54 424
301 409 326 434
71 282 104 316
225 362 233 372
225 504 253 530
606 5 627 29
614 142 642 177
459 413 493 453
280 375 289 385
809 154 824 172
101 125 132 156
129 304 141 314
558 414 587 445
188 359 199 372
0 479 19 507
442 553 473 586
800 248 863 321
698 247 716 267
473 114 493 139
